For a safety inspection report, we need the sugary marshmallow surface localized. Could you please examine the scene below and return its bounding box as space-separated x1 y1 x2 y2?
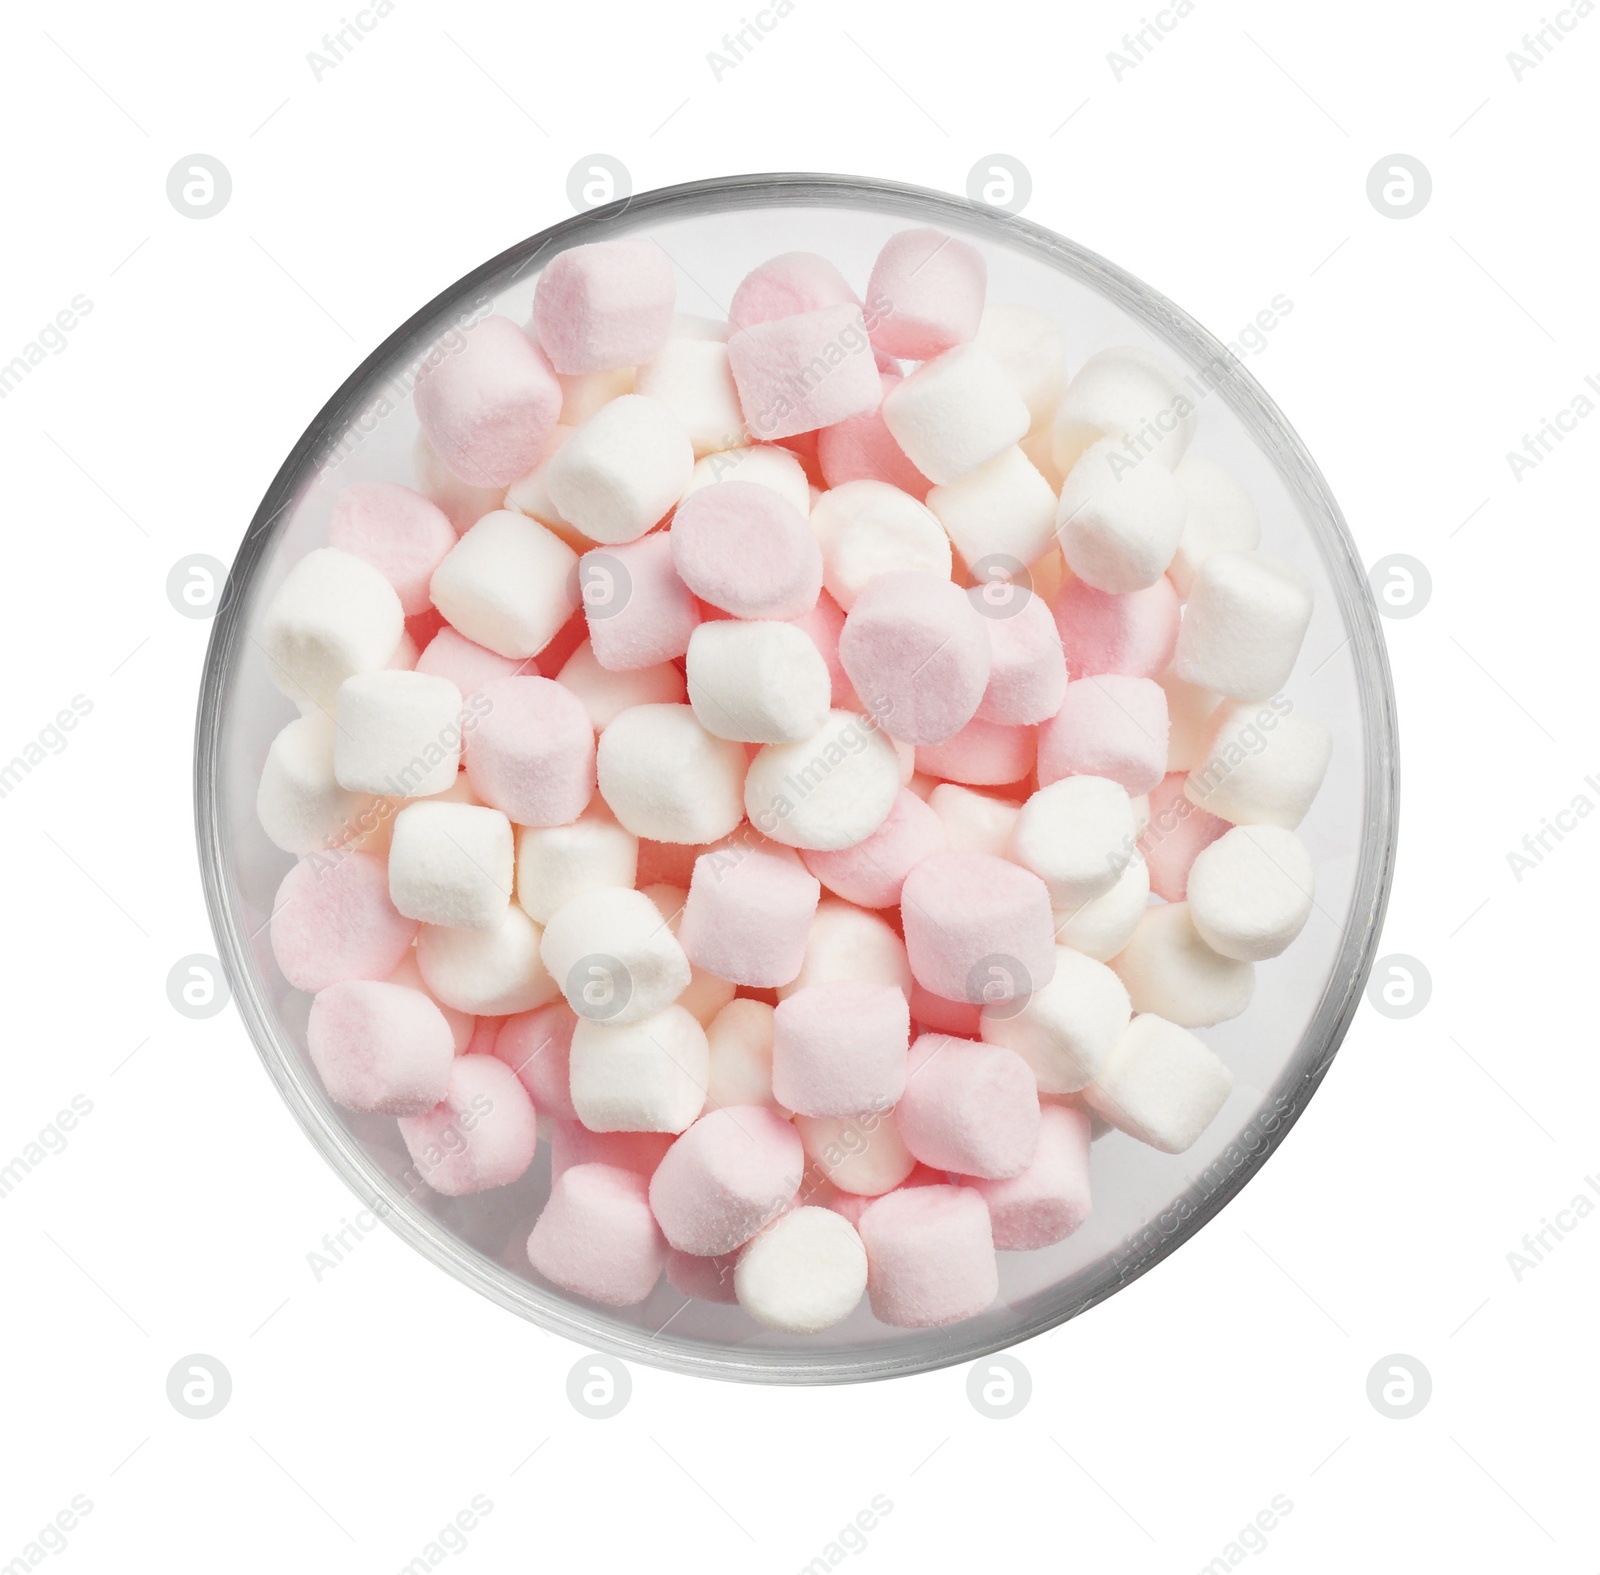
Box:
634 325 744 457
514 804 639 924
779 898 914 1001
679 836 821 987
796 1110 917 1197
397 1054 538 1195
1052 852 1150 961
546 394 694 544
743 710 902 851
540 885 691 1025
866 226 986 360
306 979 455 1116
1038 674 1169 797
1054 573 1180 680
569 1005 710 1134
926 446 1058 570
671 480 824 621
388 801 514 930
596 704 747 844
882 344 1031 485
1008 775 1136 908
649 1106 805 1255
271 851 418 993
896 1034 1041 1179
556 639 687 728
970 586 1068 726
858 1184 999 1327
727 303 882 440
968 1103 1092 1250
1170 455 1261 596
532 238 677 374
1110 901 1255 1028
1051 345 1195 477
328 483 457 617
415 903 557 1015
1185 702 1332 829
735 1206 868 1333
527 1163 667 1307
1185 824 1315 962
464 675 595 828
704 999 784 1114
1084 1014 1233 1154
980 945 1131 1094
1055 437 1188 594
772 980 911 1117
429 511 578 660
800 786 947 909
810 481 953 610
686 619 832 743
579 533 701 672
257 714 375 855
1174 550 1314 700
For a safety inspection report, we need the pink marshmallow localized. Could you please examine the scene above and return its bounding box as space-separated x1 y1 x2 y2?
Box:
858 1184 998 1327
527 1163 667 1306
972 588 1068 725
1141 771 1230 901
817 372 933 501
1054 575 1181 680
670 481 823 620
532 238 677 374
896 1034 1040 1179
836 570 992 746
729 251 859 330
1038 675 1169 796
550 1119 674 1178
679 836 822 987
397 1054 538 1196
306 979 455 1116
771 980 910 1117
914 716 1035 787
968 1103 1092 1250
414 315 561 488
648 1106 804 1255
666 1246 741 1303
464 675 596 826
865 227 987 360
788 591 859 708
727 304 883 440
327 483 457 617
415 625 526 697
270 851 418 993
909 982 982 1038
824 1162 947 1226
493 1001 579 1120
801 787 946 908
581 533 700 671
899 850 1056 1005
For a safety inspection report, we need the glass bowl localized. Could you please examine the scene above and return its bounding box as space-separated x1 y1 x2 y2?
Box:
195 172 1398 1384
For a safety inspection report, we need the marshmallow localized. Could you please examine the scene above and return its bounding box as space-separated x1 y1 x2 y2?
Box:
327 483 458 617
527 1163 668 1306
1051 346 1196 477
1110 902 1254 1027
541 886 691 1024
735 1206 868 1333
909 982 982 1037
789 591 857 708
705 999 784 1113
915 717 1034 787
415 903 558 1015
388 801 514 930
1184 702 1332 828
727 303 882 440
1008 775 1136 908
262 547 405 712
639 882 737 1027
743 710 902 851
670 481 823 620
1038 675 1169 797
493 1001 579 1120
679 837 821 987
1052 855 1149 961
578 533 700 671
257 714 376 855
464 675 595 827
332 671 462 798
882 345 1031 486
557 367 635 427
413 430 502 533
865 227 986 360
532 238 677 374
414 314 561 488
837 570 992 746
596 703 748 843
800 786 946 908
634 330 744 457
550 1120 673 1179
979 945 1131 1094
1186 824 1315 961
1083 1014 1233 1153
1174 551 1314 700
809 481 952 611
1141 771 1228 901
926 446 1058 569
397 1053 539 1195
780 898 914 1002
1053 573 1180 680
897 1034 1040 1178
975 304 1065 433
1157 668 1222 774
730 252 858 330
546 395 695 545
515 804 639 923
556 639 687 727
1055 438 1187 594
970 587 1068 725
796 1109 917 1196
569 1005 710 1133
1169 455 1262 596
429 511 579 660
415 625 525 697
668 1247 741 1304
649 1106 805 1255
682 444 811 516
771 981 910 1117
968 1102 1091 1250
858 1185 998 1327
306 979 455 1116
928 783 1019 857
271 851 418 992
686 620 832 744
387 948 473 1051
816 373 932 500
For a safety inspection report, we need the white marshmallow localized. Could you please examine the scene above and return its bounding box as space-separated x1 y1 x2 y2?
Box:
349 769 480 857
545 394 695 545
568 1005 709 1133
256 714 376 855
1185 702 1332 829
1169 455 1261 596
1084 1014 1232 1153
261 547 405 711
1008 776 1135 908
925 446 1058 570
735 1206 867 1333
429 511 578 659
1055 437 1187 594
882 345 1031 485
556 639 687 729
975 304 1066 432
681 444 810 516
639 883 737 1028
928 783 1020 858
515 803 639 923
686 620 832 744
1051 346 1196 477
1174 551 1313 700
1053 855 1150 962
777 899 913 1001
416 904 559 1014
388 948 474 1052
1110 901 1254 1028
808 481 952 610
634 332 744 457
705 999 785 1113
1157 668 1221 773
332 670 463 797
1187 825 1315 962
557 366 635 426
596 703 747 843
541 885 691 1025
503 425 578 535
981 945 1132 1094
795 1110 916 1195
389 801 514 930
744 711 901 851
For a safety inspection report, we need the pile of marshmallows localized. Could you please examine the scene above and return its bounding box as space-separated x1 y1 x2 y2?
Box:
257 225 1329 1337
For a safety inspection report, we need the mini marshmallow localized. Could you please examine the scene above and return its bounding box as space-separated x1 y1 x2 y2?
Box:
306 980 455 1115
705 999 784 1113
866 227 986 360
387 949 473 1051
810 481 952 610
817 373 932 500
1053 573 1180 680
796 1110 917 1196
556 639 687 727
333 670 462 798
915 717 1034 787
679 837 821 987
1008 775 1136 908
975 304 1065 432
980 945 1131 1094
397 1053 538 1194
415 626 524 697
926 446 1058 569
1054 851 1150 962
557 367 635 427
910 982 982 1037
1186 824 1315 961
1110 901 1254 1027
837 570 992 746
670 481 823 620
414 315 562 488
569 1005 710 1133
727 303 882 440
388 801 513 930
882 345 1031 486
262 547 405 711
494 1001 579 1119
579 533 700 671
527 1163 668 1306
971 587 1068 726
596 704 747 843
801 786 946 908
256 714 376 855
634 330 744 457
271 851 418 992
639 882 737 1027
1174 550 1314 700
735 1206 868 1333
546 395 695 544
928 783 1019 858
649 1106 805 1255
1157 668 1222 774
771 980 910 1117
1141 772 1229 901
464 675 595 827
1184 702 1332 828
729 251 858 330
541 886 691 1025
789 591 857 708
779 898 914 1001
896 1035 1040 1179
743 710 902 851
1038 675 1169 797
429 511 579 660
1169 454 1261 596
327 483 458 617
515 804 639 923
1051 345 1196 477
1055 438 1187 594
550 1120 674 1179
969 1103 1091 1250
858 1184 998 1327
502 424 582 541
413 430 503 533
1084 1014 1233 1153
532 238 677 374
686 620 832 744
415 903 558 1015
682 444 812 516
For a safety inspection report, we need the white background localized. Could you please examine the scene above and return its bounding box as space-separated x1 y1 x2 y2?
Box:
2 0 1595 1569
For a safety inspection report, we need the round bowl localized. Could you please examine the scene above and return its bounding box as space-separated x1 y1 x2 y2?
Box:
196 172 1397 1384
